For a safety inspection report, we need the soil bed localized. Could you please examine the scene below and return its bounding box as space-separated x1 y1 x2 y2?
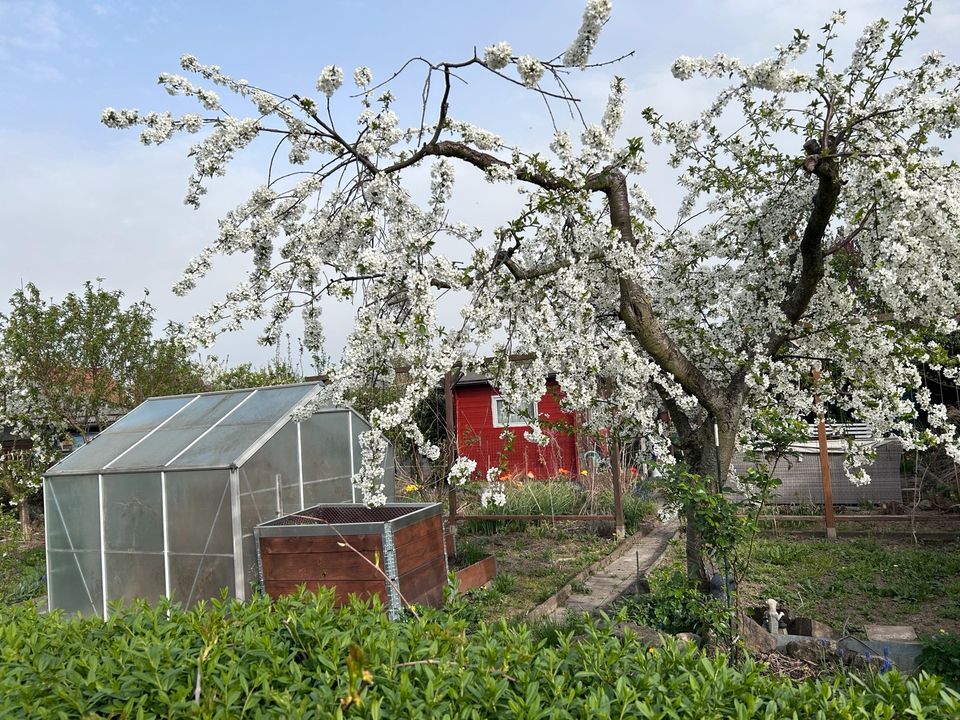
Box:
453 522 619 623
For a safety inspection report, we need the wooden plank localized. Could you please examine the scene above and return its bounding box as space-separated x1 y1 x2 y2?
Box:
454 555 496 594
393 515 442 548
398 557 448 607
261 551 385 582
394 529 445 572
264 579 387 605
452 514 614 522
259 533 382 554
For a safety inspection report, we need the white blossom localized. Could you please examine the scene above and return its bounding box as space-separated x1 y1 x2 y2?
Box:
563 0 613 69
516 56 545 88
483 42 512 70
353 66 372 88
317 65 344 97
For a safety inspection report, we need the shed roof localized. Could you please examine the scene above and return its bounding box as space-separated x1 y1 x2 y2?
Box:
45 383 322 476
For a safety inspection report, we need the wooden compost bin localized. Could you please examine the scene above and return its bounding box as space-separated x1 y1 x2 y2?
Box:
255 503 447 616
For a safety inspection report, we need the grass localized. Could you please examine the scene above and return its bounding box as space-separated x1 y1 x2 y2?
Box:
740 533 960 637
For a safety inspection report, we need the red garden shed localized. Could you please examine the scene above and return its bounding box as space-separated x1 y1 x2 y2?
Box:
453 372 580 480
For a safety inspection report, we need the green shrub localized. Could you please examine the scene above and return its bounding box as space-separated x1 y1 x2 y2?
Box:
0 592 957 718
617 569 729 637
918 631 960 689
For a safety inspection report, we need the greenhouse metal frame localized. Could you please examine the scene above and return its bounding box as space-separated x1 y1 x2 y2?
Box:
43 383 393 617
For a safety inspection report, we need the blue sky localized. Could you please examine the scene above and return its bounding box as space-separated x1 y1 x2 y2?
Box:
1 0 958 370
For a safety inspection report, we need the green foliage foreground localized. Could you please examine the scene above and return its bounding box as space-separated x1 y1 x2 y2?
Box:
1 592 957 719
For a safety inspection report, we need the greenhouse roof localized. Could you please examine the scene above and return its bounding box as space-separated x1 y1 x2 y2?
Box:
46 383 323 476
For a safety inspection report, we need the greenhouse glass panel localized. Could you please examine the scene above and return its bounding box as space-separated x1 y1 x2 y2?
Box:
104 552 165 607
51 431 151 474
106 395 195 433
169 554 235 609
45 475 100 551
220 385 316 426
165 470 232 556
169 422 273 468
102 473 163 552
162 391 251 429
110 427 214 469
300 412 354 504
47 549 103 616
45 475 103 616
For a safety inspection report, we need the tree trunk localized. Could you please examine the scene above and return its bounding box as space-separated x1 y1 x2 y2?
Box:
19 501 32 541
676 412 741 589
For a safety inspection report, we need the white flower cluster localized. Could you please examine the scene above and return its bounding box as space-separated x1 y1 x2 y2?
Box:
516 56 545 88
483 42 512 70
446 456 477 486
563 0 612 69
480 467 507 508
353 66 372 88
352 430 388 506
317 65 344 97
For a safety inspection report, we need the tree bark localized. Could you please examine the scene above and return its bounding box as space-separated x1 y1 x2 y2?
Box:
19 501 32 541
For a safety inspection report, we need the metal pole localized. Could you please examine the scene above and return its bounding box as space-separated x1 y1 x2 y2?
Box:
812 369 837 539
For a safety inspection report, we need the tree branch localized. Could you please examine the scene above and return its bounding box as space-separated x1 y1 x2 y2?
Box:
767 154 842 356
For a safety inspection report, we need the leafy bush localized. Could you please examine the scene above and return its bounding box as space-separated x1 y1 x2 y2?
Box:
617 569 729 637
918 631 960 689
1 592 957 718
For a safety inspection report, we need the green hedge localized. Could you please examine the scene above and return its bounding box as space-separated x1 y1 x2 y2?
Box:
1 592 958 718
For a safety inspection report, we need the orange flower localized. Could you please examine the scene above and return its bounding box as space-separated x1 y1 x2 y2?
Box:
526 471 535 479
558 467 569 475
629 467 638 475
498 472 510 482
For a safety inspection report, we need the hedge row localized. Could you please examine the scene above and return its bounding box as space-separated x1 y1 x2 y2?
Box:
1 591 957 718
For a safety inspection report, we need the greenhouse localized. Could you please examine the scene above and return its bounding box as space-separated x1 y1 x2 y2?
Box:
43 382 394 617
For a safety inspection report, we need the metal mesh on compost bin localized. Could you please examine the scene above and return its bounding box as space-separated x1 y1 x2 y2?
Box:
264 505 415 526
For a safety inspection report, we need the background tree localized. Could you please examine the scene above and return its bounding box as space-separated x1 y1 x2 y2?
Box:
105 0 960 583
0 281 204 536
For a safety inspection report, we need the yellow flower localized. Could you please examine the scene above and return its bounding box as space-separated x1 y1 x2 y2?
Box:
403 483 418 493
580 469 588 476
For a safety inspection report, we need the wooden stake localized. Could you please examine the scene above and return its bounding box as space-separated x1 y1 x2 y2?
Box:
812 369 837 539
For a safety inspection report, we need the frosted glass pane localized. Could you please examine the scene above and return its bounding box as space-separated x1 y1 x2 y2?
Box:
110 427 209 469
46 476 100 550
50 432 149 474
220 385 315 426
102 473 163 552
302 476 353 505
240 485 278 527
170 423 272 468
237 424 299 518
104 552 164 606
301 412 352 482
165 471 232 555
47 549 103 617
169 554 235 608
163 391 251 429
107 396 194 433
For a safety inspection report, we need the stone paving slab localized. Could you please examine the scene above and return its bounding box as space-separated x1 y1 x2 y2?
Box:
528 520 679 623
564 521 679 615
865 624 917 642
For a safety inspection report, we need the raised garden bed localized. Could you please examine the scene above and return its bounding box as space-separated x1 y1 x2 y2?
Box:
255 503 447 616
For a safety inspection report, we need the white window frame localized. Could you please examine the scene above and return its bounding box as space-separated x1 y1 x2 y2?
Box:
491 395 538 428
